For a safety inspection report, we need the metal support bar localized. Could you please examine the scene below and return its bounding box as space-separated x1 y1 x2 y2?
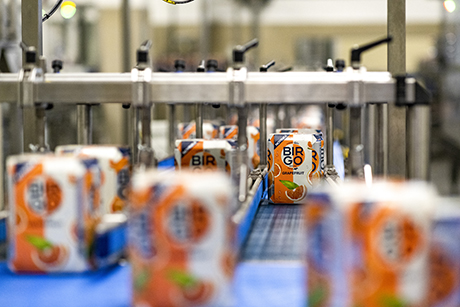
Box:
326 104 334 166
195 103 203 138
34 105 48 152
168 105 176 154
131 107 140 164
259 103 267 169
375 103 388 177
349 107 364 178
138 105 155 167
407 105 430 180
365 103 376 168
21 0 42 60
121 0 132 73
77 104 92 145
388 0 406 178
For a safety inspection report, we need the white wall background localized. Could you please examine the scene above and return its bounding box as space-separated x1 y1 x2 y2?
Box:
76 0 442 25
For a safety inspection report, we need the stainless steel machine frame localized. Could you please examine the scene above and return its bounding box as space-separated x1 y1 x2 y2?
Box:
0 69 429 182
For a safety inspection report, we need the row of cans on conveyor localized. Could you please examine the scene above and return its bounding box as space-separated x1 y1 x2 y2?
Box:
175 124 261 171
5 145 130 273
305 181 460 307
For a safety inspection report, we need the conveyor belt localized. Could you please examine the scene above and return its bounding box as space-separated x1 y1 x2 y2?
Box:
240 200 304 261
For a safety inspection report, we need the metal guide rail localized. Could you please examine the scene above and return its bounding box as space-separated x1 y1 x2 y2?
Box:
0 70 410 105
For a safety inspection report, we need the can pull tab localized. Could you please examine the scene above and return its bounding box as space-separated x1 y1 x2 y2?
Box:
233 38 259 65
350 36 392 70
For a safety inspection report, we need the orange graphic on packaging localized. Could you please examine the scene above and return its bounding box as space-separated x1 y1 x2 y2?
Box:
428 248 456 305
349 204 426 307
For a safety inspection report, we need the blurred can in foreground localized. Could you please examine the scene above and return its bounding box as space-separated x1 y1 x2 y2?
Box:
305 181 436 307
129 170 235 307
56 145 131 214
7 154 102 273
429 199 460 307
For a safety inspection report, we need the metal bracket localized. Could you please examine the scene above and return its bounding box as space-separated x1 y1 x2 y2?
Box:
228 67 247 108
346 67 367 107
131 67 152 108
395 75 431 106
18 65 43 108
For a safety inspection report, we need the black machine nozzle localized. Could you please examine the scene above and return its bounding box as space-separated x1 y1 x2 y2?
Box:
233 38 259 64
174 59 186 72
197 60 205 72
52 60 63 73
260 60 275 72
324 59 334 72
137 40 153 65
206 59 218 72
335 59 345 72
350 36 392 69
25 47 37 64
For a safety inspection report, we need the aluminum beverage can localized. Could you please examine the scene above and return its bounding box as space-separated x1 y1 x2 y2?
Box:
276 128 324 176
305 181 436 307
305 188 351 307
7 154 102 273
220 125 238 140
219 125 260 170
56 145 131 214
268 133 317 204
178 122 219 140
175 139 234 175
129 170 235 307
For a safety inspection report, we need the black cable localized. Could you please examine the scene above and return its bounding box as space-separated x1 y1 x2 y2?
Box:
42 0 64 22
163 0 196 4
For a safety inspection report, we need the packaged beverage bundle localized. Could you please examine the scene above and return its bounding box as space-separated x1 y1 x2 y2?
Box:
129 170 235 307
175 139 235 174
178 122 219 140
268 133 318 204
428 199 460 307
276 128 324 176
56 145 131 214
7 154 102 273
219 125 260 170
304 181 436 307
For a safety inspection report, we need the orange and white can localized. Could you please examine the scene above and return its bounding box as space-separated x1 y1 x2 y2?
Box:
305 181 436 307
175 139 234 174
178 122 220 140
428 199 460 307
56 145 131 214
7 154 102 273
276 128 324 176
129 170 235 307
220 125 238 140
268 133 318 204
220 125 260 170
